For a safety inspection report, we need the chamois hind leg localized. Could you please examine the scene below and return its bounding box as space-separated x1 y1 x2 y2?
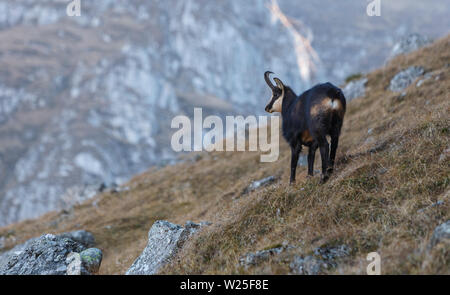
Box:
290 144 302 184
328 131 340 174
307 142 318 177
317 136 330 183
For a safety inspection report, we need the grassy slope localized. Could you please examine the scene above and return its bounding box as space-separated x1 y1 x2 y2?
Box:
1 36 449 275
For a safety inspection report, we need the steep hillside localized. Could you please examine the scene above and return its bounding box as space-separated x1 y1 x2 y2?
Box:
1 0 449 228
0 35 449 275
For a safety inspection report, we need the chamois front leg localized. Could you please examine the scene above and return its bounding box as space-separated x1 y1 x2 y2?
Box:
290 144 301 184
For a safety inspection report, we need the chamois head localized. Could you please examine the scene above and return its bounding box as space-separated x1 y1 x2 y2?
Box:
264 71 285 113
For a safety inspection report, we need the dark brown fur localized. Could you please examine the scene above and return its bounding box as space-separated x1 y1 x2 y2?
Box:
265 73 346 184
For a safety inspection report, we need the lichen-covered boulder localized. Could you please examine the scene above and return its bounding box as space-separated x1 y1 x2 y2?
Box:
0 230 101 275
59 230 96 248
0 234 85 275
0 237 37 272
80 248 103 274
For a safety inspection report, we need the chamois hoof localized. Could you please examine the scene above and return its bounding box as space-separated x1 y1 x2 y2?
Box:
320 174 330 184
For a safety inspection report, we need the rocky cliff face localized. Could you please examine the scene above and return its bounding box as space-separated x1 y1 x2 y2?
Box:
0 0 304 226
0 0 448 226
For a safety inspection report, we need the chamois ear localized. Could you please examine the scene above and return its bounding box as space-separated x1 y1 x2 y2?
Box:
274 78 284 90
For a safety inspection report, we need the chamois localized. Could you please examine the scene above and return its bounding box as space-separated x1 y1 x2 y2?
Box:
264 71 346 184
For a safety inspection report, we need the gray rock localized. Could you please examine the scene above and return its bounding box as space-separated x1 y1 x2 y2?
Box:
290 244 351 275
0 231 101 275
126 220 209 275
314 244 351 267
390 33 431 58
417 200 445 213
0 236 5 251
66 252 89 275
0 234 85 275
394 91 407 102
389 66 425 92
185 220 212 233
60 184 103 210
290 255 327 275
342 78 368 101
377 167 388 175
416 73 432 87
243 176 276 194
368 140 390 154
80 248 103 274
110 185 130 194
59 230 95 248
0 230 95 272
239 247 285 268
364 137 375 145
66 252 81 275
428 220 450 250
438 147 450 164
0 237 38 271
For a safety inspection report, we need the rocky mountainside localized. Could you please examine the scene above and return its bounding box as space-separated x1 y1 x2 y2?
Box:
0 0 303 226
0 0 449 227
0 35 448 275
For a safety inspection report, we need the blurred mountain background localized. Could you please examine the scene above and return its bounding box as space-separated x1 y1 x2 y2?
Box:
0 0 448 226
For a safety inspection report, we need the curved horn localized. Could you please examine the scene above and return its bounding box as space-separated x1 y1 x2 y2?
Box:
274 77 284 89
264 71 275 90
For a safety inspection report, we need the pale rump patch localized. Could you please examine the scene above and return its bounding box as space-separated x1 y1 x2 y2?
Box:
311 97 343 116
327 99 342 110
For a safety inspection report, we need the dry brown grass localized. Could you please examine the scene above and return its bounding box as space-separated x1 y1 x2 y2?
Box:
1 35 449 275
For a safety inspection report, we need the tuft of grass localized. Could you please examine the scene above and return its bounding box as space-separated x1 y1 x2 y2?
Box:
344 73 364 83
